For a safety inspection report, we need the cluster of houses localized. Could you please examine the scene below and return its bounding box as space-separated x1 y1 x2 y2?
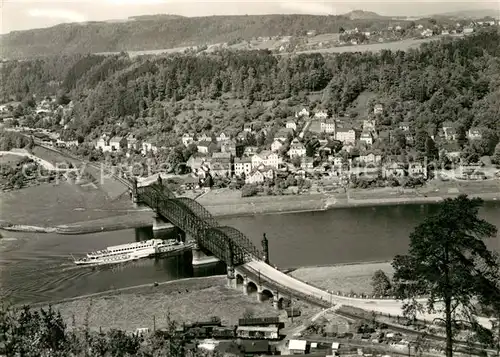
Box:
4 93 492 187
79 101 491 186
182 102 494 186
335 20 498 47
93 133 159 156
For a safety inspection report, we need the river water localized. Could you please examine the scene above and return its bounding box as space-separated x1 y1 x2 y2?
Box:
1 202 499 305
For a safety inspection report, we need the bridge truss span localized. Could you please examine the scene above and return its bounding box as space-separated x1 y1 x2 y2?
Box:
135 182 263 267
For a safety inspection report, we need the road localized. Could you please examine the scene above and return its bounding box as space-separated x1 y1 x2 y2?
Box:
0 149 76 171
244 260 494 330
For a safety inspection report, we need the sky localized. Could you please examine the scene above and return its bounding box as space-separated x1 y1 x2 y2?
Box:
0 0 499 34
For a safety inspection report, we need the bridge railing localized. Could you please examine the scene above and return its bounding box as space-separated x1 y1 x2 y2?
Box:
239 264 331 308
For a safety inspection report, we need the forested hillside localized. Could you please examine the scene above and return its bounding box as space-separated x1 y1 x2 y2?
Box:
2 29 500 160
0 14 402 59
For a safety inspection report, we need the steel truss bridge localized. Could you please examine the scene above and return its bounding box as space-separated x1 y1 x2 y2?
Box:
135 180 263 267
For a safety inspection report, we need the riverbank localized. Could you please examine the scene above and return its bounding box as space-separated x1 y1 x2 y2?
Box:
41 276 320 332
2 180 500 234
29 260 392 332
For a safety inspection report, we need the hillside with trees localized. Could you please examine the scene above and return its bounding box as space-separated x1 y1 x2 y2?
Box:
1 29 499 166
1 13 415 59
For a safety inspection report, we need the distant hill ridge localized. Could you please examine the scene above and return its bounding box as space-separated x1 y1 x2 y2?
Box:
432 9 500 19
0 13 399 59
0 9 497 59
343 10 387 20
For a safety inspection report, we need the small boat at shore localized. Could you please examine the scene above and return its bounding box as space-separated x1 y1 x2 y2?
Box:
73 239 184 266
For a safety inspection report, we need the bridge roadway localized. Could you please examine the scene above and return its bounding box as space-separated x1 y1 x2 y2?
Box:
240 260 493 329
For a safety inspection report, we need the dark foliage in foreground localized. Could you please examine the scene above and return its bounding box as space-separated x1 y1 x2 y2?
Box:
392 194 500 357
0 304 207 357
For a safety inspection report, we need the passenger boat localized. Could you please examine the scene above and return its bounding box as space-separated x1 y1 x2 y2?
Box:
73 239 183 266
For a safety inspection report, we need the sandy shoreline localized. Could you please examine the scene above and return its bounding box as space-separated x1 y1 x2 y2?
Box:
21 261 389 332
33 275 321 332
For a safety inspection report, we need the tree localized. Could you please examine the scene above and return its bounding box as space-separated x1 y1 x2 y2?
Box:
493 143 500 164
371 270 392 296
392 195 500 357
425 136 439 162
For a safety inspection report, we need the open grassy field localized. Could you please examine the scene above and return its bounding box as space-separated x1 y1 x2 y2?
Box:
294 37 444 54
50 276 320 332
0 153 24 167
290 262 394 295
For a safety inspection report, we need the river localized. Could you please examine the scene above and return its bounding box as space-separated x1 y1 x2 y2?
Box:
1 202 499 306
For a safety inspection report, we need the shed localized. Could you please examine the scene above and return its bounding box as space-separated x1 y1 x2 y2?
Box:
289 339 307 354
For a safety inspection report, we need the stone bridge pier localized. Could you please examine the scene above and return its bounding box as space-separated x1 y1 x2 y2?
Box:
190 240 220 267
152 214 176 238
232 272 283 310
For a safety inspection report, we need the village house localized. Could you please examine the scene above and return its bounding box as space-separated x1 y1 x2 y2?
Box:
243 146 259 157
271 139 285 152
333 156 344 167
307 120 322 134
126 134 140 151
251 151 281 169
300 157 314 171
399 122 410 132
95 134 111 152
255 151 281 169
359 131 373 146
467 127 483 140
442 121 458 141
109 136 127 152
209 161 231 177
234 157 252 177
373 104 384 115
274 128 294 142
182 133 195 147
314 110 328 120
295 108 310 118
320 118 336 134
216 132 230 142
417 24 424 29
363 119 376 132
421 29 433 37
221 140 236 156
335 128 356 145
358 151 383 164
288 138 306 158
408 162 428 178
463 27 474 34
56 139 79 148
197 141 216 154
384 162 406 178
245 165 275 184
211 152 232 163
197 132 212 143
187 155 205 175
141 141 158 155
405 133 414 144
285 121 297 131
243 124 253 133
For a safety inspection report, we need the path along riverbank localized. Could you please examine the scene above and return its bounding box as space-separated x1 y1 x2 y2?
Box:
2 182 499 234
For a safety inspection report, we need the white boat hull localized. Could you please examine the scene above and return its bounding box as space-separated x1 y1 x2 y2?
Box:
73 239 187 266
